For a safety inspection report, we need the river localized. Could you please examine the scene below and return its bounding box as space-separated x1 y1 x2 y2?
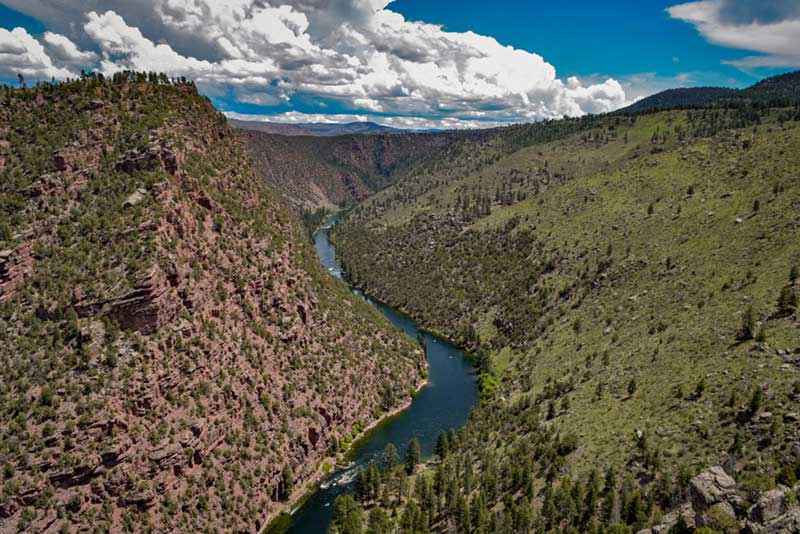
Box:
270 214 478 533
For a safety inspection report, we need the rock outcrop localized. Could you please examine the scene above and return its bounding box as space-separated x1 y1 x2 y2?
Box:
0 242 33 303
640 467 800 534
688 466 738 527
239 128 497 212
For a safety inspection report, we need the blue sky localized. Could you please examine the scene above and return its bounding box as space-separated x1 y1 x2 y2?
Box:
0 1 798 128
392 0 781 88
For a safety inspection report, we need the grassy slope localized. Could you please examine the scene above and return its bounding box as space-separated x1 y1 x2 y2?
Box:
331 108 800 531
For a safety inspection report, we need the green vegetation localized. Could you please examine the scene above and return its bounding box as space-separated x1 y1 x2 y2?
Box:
331 86 800 532
0 74 424 533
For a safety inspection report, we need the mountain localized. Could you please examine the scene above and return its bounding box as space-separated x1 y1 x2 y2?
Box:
229 119 404 137
623 69 800 113
239 128 500 214
330 92 800 531
0 75 425 532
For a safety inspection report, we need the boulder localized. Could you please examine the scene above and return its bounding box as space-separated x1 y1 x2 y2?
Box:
689 466 736 526
748 486 788 524
122 488 156 509
123 190 145 208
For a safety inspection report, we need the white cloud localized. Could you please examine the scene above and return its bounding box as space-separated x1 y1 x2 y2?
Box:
84 10 215 76
0 27 73 79
2 0 633 124
224 110 508 131
668 0 800 68
42 32 98 64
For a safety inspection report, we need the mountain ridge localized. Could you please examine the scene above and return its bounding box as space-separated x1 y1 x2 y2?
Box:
621 70 800 113
0 74 424 533
329 81 800 533
229 119 405 137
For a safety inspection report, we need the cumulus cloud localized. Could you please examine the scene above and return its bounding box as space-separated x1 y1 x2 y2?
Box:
1 0 633 125
224 110 509 131
42 32 98 65
0 27 73 79
668 0 800 68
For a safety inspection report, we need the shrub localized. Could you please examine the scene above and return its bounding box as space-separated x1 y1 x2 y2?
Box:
778 286 798 314
749 388 763 416
737 305 757 340
777 465 797 486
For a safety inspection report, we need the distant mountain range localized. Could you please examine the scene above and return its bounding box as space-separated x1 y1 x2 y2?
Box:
623 70 800 112
228 118 405 136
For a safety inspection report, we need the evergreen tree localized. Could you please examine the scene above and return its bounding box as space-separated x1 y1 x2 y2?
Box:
331 495 364 534
367 462 381 500
405 437 421 475
355 468 369 503
738 305 757 340
280 464 294 500
380 443 400 472
435 431 449 460
366 507 391 534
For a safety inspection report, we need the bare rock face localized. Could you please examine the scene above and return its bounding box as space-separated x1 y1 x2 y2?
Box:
107 266 180 334
73 265 180 335
744 485 800 533
689 465 737 525
0 242 33 303
49 455 102 489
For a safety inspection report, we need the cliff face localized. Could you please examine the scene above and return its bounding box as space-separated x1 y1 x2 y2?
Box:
239 128 497 212
0 77 424 533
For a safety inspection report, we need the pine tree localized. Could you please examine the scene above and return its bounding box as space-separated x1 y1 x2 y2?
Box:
355 468 368 503
380 443 399 472
435 431 449 460
367 462 381 500
738 305 757 340
280 464 294 500
405 437 421 475
367 507 390 534
332 495 364 534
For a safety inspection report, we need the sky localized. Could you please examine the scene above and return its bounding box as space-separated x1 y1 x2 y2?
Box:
0 0 798 129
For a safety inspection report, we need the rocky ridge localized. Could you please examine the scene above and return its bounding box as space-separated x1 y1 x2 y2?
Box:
0 75 424 533
239 127 497 213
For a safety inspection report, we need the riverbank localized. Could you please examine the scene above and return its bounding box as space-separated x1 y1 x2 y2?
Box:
327 230 477 362
262 375 428 534
267 211 478 534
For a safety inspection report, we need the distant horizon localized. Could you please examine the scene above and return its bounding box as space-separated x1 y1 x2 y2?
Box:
1 1 799 129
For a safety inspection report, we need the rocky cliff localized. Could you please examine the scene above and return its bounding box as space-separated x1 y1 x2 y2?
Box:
239 127 497 213
0 74 424 533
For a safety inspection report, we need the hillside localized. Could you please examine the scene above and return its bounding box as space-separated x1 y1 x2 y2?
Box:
239 128 497 214
0 75 425 533
230 119 403 137
331 99 800 532
623 70 800 113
